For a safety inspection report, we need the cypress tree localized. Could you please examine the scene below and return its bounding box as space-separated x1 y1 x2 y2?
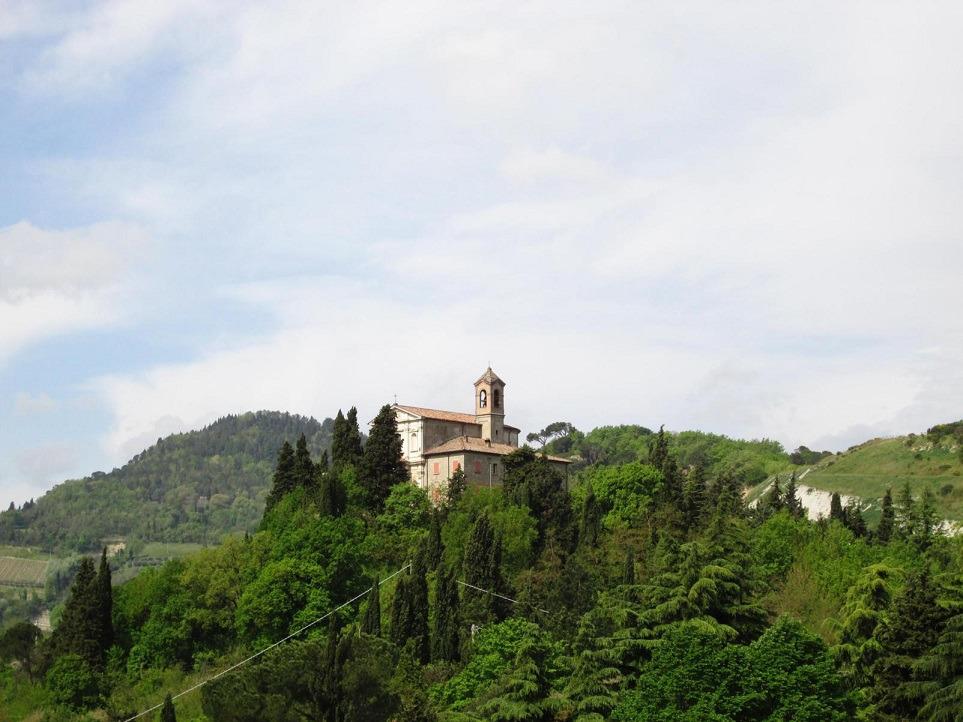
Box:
321 615 340 722
579 484 602 547
389 576 413 648
446 468 467 508
830 492 844 522
53 556 102 668
650 425 669 470
160 693 176 722
622 548 635 585
896 481 917 539
877 488 895 543
331 410 349 467
768 477 784 512
292 433 315 490
95 548 113 655
661 455 682 508
432 563 460 662
425 510 443 569
784 472 804 519
317 449 329 473
360 404 408 512
362 578 381 637
843 500 867 537
681 465 706 529
345 407 364 462
409 546 430 663
264 441 296 512
319 470 346 518
463 512 500 624
918 488 937 549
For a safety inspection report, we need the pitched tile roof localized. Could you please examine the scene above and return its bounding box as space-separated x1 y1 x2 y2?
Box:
394 405 480 425
422 436 572 463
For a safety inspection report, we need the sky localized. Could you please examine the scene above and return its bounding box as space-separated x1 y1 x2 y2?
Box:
1 0 962 507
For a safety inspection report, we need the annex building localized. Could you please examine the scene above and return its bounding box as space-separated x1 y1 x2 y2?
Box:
392 367 571 500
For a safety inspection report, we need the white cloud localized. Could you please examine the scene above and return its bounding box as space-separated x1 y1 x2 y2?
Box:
7 0 963 468
0 220 149 364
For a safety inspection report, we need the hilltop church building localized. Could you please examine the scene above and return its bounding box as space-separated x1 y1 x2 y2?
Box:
392 368 570 498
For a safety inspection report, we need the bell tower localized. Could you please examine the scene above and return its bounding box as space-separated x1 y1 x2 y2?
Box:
474 367 506 442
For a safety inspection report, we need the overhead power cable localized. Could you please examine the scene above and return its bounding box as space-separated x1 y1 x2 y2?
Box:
455 579 552 615
122 563 411 722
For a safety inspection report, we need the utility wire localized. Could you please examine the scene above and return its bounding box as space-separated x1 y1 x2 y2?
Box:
122 563 411 722
456 579 552 615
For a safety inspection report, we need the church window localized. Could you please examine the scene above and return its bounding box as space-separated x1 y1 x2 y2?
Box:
479 390 487 408
433 462 440 475
493 388 501 408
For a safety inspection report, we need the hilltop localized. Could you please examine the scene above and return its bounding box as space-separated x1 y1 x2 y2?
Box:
748 420 963 523
0 411 333 553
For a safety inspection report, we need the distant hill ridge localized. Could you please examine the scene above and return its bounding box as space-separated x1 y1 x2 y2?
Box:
0 411 333 553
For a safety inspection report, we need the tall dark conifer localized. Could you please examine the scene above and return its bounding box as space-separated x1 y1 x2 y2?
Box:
681 465 706 529
362 578 381 637
53 556 101 668
622 548 635 585
650 425 669 470
360 404 408 512
830 492 844 522
843 500 867 537
425 510 443 569
321 616 340 722
95 548 113 654
877 488 895 543
784 472 804 519
463 512 499 624
868 568 950 719
292 433 315 490
432 563 460 663
264 441 296 512
319 469 346 518
389 576 413 648
579 484 602 547
160 693 176 722
344 407 364 461
896 481 917 539
409 546 430 663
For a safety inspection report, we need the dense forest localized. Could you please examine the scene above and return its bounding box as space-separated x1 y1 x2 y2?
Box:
2 410 962 721
0 412 335 553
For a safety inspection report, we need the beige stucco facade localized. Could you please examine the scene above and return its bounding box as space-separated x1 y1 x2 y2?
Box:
392 368 570 501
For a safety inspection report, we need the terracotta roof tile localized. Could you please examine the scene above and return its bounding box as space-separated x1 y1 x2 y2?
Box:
422 436 571 463
394 405 479 425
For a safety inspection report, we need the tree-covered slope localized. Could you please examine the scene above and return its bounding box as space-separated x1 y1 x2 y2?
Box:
782 421 963 521
0 412 333 553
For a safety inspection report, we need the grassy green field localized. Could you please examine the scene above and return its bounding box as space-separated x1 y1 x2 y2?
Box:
749 434 963 523
0 545 49 561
